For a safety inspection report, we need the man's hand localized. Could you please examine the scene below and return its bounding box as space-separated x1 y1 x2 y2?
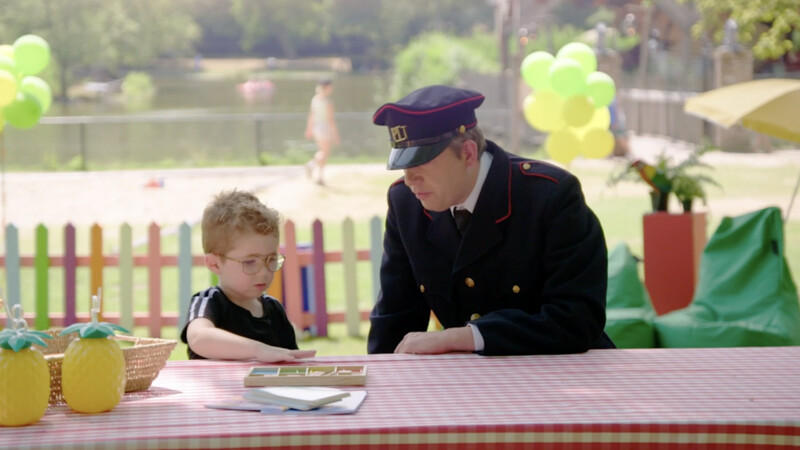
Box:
394 327 475 354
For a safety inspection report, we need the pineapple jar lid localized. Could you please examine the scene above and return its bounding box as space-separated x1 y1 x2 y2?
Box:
59 289 129 339
0 297 53 352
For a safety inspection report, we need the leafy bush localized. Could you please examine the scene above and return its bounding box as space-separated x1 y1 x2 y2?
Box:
389 30 499 98
121 72 155 111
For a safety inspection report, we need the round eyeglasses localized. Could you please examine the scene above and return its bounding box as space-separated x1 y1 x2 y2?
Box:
222 253 286 274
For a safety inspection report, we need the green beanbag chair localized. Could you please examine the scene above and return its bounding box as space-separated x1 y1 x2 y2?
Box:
654 207 800 347
604 242 657 348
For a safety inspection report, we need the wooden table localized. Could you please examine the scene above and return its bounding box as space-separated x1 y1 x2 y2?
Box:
5 347 800 449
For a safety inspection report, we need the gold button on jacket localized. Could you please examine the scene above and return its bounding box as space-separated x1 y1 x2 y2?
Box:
470 313 481 321
419 284 425 293
464 277 475 288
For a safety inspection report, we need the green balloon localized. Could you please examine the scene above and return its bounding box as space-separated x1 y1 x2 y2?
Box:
3 91 42 129
20 76 52 113
585 71 616 108
556 42 597 77
548 58 586 98
520 51 554 90
13 35 51 76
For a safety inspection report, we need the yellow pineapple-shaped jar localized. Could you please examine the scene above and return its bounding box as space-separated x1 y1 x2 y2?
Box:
60 294 129 414
0 304 53 427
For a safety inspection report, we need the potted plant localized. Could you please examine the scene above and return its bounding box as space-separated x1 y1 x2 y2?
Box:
672 173 719 212
607 145 720 212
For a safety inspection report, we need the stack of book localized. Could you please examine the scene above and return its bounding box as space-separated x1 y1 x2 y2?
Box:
206 386 367 415
243 386 351 411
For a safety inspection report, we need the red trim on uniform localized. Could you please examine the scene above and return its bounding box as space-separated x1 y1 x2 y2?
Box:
423 209 432 220
529 173 558 183
495 163 513 224
372 94 485 121
390 177 405 187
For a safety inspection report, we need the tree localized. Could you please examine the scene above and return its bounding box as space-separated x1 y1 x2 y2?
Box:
0 0 200 100
686 0 800 60
230 0 331 58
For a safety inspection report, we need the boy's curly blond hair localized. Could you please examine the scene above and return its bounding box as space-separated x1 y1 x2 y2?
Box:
202 190 281 255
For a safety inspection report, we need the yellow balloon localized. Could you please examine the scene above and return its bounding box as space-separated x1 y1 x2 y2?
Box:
522 89 564 132
0 45 13 59
545 128 581 165
0 70 17 108
580 128 615 159
562 95 594 127
573 107 611 137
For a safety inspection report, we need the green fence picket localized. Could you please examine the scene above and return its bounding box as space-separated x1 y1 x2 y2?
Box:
34 224 50 330
178 222 193 330
342 218 359 337
4 225 21 319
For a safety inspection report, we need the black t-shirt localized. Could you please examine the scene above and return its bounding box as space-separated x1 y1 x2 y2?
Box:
180 286 299 360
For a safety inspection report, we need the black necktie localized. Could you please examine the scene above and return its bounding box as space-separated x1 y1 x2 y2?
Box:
454 209 472 235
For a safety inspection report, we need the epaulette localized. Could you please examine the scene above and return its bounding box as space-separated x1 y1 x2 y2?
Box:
516 160 560 183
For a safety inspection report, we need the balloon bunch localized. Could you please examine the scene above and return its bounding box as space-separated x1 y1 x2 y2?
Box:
0 35 52 132
520 42 616 165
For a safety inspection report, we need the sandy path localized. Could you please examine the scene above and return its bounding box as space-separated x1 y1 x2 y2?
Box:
1 135 798 229
0 164 398 228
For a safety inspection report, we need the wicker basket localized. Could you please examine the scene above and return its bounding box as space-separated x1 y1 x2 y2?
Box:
34 329 177 405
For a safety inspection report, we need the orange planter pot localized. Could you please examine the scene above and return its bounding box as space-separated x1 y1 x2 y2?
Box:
643 212 707 315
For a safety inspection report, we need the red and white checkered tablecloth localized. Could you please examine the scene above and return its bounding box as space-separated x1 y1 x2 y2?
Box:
5 347 800 449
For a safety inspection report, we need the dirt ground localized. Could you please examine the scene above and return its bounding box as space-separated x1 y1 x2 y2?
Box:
1 135 799 229
0 163 399 229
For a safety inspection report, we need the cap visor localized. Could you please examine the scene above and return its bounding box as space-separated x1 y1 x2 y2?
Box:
386 138 452 170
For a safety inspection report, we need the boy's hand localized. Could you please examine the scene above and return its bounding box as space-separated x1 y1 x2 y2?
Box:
255 345 316 363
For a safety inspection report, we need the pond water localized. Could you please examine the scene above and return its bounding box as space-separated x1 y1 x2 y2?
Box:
51 72 387 116
7 73 393 170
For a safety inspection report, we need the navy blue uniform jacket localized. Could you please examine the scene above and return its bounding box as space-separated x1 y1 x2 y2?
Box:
368 141 615 355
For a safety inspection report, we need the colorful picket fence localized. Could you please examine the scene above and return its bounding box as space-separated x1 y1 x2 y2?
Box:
0 217 385 338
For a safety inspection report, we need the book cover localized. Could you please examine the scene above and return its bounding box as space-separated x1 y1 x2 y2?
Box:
205 391 367 415
243 386 351 411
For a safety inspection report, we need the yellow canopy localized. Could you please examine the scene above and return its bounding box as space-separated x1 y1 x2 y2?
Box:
684 78 800 143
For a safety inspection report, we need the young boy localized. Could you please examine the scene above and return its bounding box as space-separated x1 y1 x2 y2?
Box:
180 190 316 362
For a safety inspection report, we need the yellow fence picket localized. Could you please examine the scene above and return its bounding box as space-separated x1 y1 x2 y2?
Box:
90 224 104 321
119 224 134 332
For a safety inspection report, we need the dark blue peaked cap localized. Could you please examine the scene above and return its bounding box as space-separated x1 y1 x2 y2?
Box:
372 85 485 170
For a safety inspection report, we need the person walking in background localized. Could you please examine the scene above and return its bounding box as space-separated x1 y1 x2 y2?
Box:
368 85 615 356
304 79 340 185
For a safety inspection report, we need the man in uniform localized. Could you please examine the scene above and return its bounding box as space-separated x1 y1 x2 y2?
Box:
368 85 615 355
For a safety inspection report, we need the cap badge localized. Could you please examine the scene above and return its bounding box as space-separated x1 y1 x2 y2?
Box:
390 125 408 144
